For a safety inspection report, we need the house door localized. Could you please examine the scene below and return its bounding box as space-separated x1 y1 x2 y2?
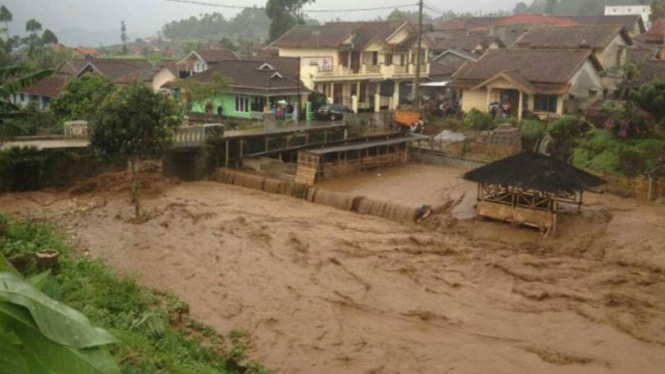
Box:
333 83 343 104
351 52 361 73
500 89 520 117
359 82 367 104
338 51 349 68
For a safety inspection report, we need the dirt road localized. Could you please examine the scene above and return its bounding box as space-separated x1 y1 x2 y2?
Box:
2 165 665 374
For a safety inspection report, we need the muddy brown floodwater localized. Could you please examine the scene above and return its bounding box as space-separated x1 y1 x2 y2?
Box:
2 164 665 374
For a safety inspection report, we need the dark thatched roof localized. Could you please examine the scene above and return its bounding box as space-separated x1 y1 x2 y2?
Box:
463 152 606 194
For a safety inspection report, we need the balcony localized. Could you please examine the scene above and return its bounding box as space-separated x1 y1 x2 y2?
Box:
303 63 430 82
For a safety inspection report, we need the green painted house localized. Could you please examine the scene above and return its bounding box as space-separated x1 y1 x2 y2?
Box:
183 58 309 121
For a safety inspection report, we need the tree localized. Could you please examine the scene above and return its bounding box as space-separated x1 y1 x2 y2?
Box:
50 75 116 124
545 0 558 14
652 0 665 22
0 255 121 374
629 80 665 123
0 5 12 36
175 72 232 110
120 21 128 55
25 19 42 33
91 84 182 217
513 2 529 14
265 0 314 43
41 29 58 45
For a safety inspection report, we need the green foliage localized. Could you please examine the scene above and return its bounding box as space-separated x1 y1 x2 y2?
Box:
651 0 665 22
41 29 58 45
0 215 273 374
0 65 52 128
547 116 583 141
176 72 232 109
628 80 665 122
519 119 546 151
50 75 116 124
572 130 665 177
162 8 270 41
265 0 313 43
463 109 495 131
0 244 120 374
91 84 182 160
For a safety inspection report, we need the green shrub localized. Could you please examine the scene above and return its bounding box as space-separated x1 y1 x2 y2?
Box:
519 120 546 151
463 109 495 131
547 116 583 140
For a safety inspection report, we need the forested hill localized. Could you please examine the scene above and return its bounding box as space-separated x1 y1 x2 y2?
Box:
161 7 270 40
515 0 652 16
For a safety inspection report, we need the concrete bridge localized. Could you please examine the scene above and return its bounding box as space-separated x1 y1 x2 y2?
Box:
0 122 348 151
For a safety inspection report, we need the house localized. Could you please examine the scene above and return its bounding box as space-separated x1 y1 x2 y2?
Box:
567 15 646 36
182 59 309 120
432 49 480 70
141 62 178 92
271 20 433 111
634 19 665 60
11 75 68 110
452 49 604 119
430 36 503 56
433 17 506 36
513 25 632 70
176 49 241 78
605 5 651 29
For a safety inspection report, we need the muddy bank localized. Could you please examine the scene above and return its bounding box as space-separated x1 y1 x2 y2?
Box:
1 166 665 373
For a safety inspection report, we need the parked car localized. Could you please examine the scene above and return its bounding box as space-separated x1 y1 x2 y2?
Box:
315 104 353 121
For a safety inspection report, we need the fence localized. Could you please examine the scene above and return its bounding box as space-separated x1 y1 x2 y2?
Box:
426 128 522 162
592 173 665 201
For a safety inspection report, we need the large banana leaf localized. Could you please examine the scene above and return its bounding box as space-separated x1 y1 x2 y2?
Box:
0 302 120 374
0 331 29 374
0 272 118 348
0 65 35 80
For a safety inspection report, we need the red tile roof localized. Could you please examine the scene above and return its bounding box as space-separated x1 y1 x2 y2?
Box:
17 75 67 98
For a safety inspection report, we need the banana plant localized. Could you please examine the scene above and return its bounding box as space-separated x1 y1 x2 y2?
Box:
0 255 121 374
0 64 53 121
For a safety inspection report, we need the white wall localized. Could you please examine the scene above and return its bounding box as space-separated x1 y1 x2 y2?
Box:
605 5 651 29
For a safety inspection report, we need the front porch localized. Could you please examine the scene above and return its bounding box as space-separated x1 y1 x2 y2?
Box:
313 79 416 112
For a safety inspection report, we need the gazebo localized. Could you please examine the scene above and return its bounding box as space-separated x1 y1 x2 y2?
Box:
463 152 606 233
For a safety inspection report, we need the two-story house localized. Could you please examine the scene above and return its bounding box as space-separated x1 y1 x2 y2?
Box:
271 21 432 111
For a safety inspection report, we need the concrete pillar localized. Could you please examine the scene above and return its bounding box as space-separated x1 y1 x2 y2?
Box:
392 81 400 110
352 95 359 113
330 83 335 104
344 128 348 139
239 139 244 158
265 136 269 152
225 140 230 167
518 90 524 121
374 93 381 113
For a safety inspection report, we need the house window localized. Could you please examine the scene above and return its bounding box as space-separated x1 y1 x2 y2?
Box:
372 51 378 66
534 95 558 113
385 54 393 66
399 54 406 66
235 96 250 112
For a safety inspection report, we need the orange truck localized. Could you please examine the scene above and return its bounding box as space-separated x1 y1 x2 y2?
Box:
394 111 421 127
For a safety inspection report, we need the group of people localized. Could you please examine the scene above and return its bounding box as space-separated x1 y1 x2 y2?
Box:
489 101 513 119
423 98 459 118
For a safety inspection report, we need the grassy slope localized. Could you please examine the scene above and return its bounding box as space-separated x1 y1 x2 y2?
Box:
0 215 272 374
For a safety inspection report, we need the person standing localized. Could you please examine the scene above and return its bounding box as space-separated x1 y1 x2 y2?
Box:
292 105 299 124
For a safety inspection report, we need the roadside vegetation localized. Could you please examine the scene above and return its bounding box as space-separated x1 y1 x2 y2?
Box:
0 214 272 374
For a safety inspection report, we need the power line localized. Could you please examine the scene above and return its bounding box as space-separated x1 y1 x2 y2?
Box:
164 0 419 13
423 4 448 16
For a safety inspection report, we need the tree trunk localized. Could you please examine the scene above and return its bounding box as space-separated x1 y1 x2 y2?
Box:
130 157 141 218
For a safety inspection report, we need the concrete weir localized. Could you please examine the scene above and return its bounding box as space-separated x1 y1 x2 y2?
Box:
213 168 418 223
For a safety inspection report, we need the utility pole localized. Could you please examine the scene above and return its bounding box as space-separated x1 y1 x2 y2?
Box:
413 0 424 110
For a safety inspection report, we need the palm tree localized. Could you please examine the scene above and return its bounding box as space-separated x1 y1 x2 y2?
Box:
0 64 52 122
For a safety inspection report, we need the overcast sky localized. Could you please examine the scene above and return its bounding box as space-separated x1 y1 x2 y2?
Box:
7 0 521 42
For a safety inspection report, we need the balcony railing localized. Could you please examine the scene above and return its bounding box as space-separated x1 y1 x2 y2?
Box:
303 63 430 80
